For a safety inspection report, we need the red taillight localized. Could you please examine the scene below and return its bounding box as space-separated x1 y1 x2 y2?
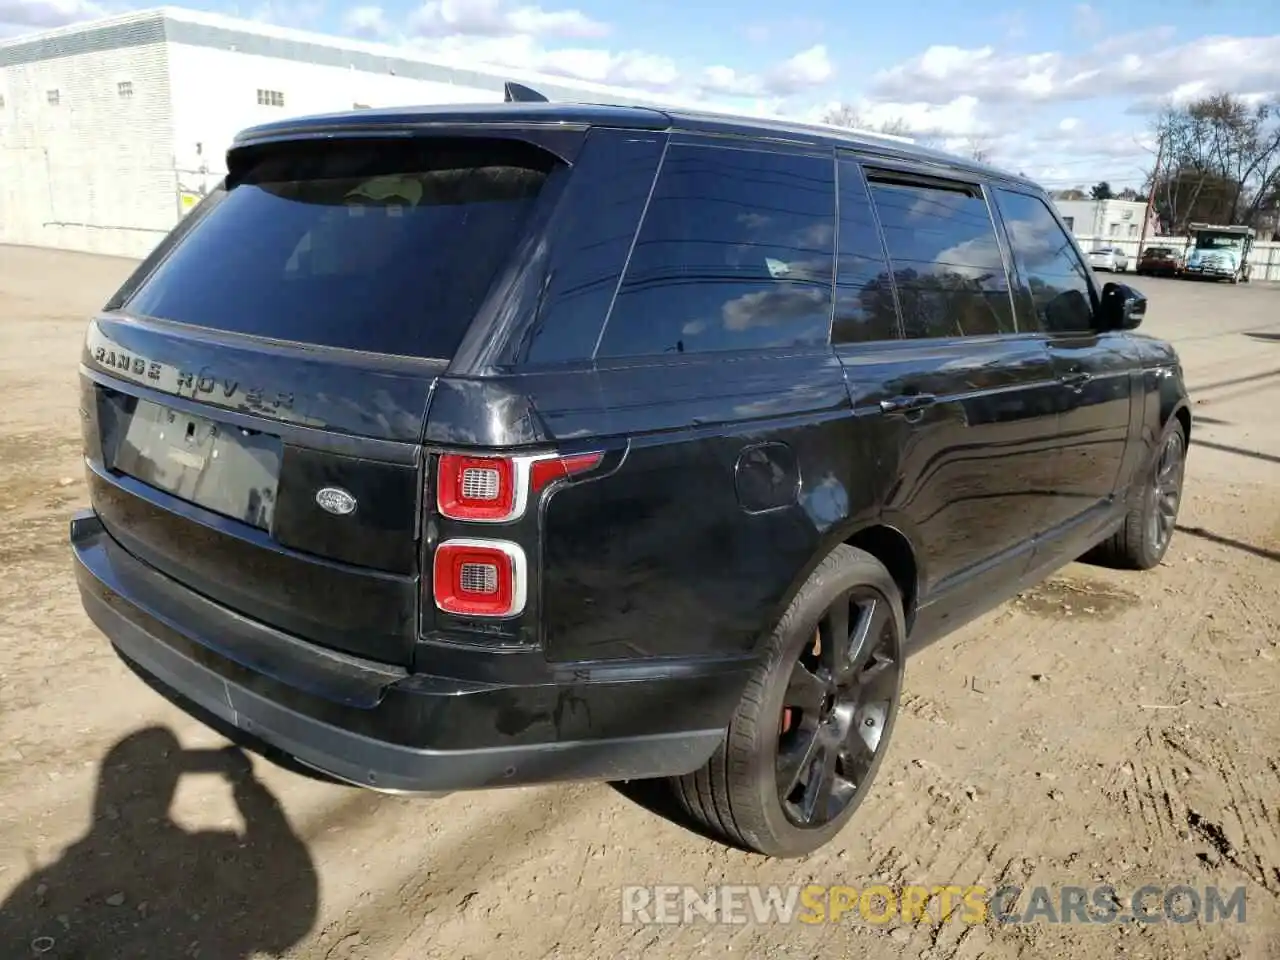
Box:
529 451 604 494
433 539 526 617
436 451 603 523
437 455 516 522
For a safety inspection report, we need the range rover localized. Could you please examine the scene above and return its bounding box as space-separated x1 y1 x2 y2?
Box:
71 97 1191 857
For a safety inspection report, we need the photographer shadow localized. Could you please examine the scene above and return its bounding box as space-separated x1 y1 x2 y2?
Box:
0 726 318 959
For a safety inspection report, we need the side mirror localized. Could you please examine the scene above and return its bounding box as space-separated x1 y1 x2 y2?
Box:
1098 281 1146 331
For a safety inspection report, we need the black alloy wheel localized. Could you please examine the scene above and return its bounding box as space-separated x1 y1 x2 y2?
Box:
777 589 898 828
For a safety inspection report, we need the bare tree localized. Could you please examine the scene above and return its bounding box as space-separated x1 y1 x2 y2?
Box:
821 103 864 129
957 135 994 163
819 103 943 149
1146 94 1280 230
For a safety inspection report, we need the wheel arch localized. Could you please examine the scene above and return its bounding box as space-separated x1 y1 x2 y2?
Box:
760 520 922 655
1158 380 1191 451
1171 401 1191 445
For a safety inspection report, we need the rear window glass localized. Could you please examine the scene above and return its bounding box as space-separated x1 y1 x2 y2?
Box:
125 138 555 358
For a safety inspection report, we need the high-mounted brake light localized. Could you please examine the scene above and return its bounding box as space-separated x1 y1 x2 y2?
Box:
433 539 527 617
436 451 603 523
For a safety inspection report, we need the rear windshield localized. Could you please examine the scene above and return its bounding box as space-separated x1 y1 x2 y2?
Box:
125 138 556 358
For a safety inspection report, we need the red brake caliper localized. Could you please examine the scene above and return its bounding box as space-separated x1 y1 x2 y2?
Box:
781 629 822 735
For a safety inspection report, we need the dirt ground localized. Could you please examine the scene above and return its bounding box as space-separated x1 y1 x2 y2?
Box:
0 242 1278 960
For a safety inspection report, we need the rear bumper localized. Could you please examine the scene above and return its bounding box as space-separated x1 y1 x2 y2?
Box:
71 510 748 793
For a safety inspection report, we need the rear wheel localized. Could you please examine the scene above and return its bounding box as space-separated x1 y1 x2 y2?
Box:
670 545 905 857
1087 420 1187 570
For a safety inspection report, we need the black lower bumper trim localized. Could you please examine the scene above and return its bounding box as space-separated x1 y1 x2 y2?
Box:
72 511 744 793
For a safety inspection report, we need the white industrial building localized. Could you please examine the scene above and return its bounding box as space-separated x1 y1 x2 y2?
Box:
0 7 752 259
1052 198 1160 245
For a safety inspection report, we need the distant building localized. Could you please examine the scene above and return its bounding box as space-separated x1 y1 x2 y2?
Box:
0 7 769 258
1052 198 1161 244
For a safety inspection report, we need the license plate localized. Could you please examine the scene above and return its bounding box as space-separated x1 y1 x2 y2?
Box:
108 398 282 529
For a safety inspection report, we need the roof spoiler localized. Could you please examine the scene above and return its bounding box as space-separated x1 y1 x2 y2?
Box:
504 82 548 103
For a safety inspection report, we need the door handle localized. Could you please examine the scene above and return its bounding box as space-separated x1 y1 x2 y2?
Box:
879 393 938 415
1060 371 1092 388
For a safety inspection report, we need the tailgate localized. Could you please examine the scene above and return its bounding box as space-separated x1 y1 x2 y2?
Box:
81 316 435 665
79 133 564 667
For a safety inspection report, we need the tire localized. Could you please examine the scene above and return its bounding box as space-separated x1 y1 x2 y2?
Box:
669 545 906 858
1087 420 1187 570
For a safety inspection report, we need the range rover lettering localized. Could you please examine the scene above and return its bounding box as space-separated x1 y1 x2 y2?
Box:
71 98 1191 858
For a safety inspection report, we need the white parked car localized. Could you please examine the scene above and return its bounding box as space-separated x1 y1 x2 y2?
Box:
1088 246 1129 272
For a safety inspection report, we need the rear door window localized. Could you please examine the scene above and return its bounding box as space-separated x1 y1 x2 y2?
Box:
125 138 556 358
865 173 1016 339
595 141 836 359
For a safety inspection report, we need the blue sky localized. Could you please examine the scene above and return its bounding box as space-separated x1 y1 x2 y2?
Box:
4 0 1279 187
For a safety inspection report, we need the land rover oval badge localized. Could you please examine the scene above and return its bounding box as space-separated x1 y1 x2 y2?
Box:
316 487 357 516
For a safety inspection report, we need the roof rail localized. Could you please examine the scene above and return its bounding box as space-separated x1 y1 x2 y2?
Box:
495 80 914 146
504 81 548 103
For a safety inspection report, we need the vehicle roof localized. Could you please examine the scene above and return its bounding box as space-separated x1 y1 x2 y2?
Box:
1189 223 1254 234
231 100 1040 191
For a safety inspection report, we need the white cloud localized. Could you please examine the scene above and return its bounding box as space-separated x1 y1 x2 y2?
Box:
996 9 1027 42
334 2 829 97
407 0 607 40
249 0 324 28
342 3 389 36
868 33 1280 108
805 94 986 139
699 46 833 99
4 0 1275 191
0 0 103 32
1072 3 1102 39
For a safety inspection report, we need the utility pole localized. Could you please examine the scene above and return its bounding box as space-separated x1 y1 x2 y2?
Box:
1138 129 1165 259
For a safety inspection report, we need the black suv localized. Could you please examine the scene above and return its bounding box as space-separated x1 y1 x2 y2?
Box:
71 100 1191 858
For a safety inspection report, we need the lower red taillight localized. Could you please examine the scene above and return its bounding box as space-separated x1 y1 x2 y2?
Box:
433 539 527 618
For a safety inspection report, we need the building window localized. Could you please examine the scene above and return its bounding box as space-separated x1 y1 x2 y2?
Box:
257 88 284 107
47 89 60 105
1062 216 1074 230
117 80 134 98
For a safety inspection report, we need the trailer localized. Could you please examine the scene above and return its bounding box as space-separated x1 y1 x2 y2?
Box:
1182 223 1255 283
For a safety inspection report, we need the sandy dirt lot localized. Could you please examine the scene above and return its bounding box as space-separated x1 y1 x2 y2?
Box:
0 243 1278 960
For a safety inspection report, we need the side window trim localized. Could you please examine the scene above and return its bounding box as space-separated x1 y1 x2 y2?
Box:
834 156 905 341
590 135 670 360
861 165 984 196
976 180 1023 334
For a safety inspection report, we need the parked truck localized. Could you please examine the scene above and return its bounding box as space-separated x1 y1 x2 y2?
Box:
1182 223 1255 283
